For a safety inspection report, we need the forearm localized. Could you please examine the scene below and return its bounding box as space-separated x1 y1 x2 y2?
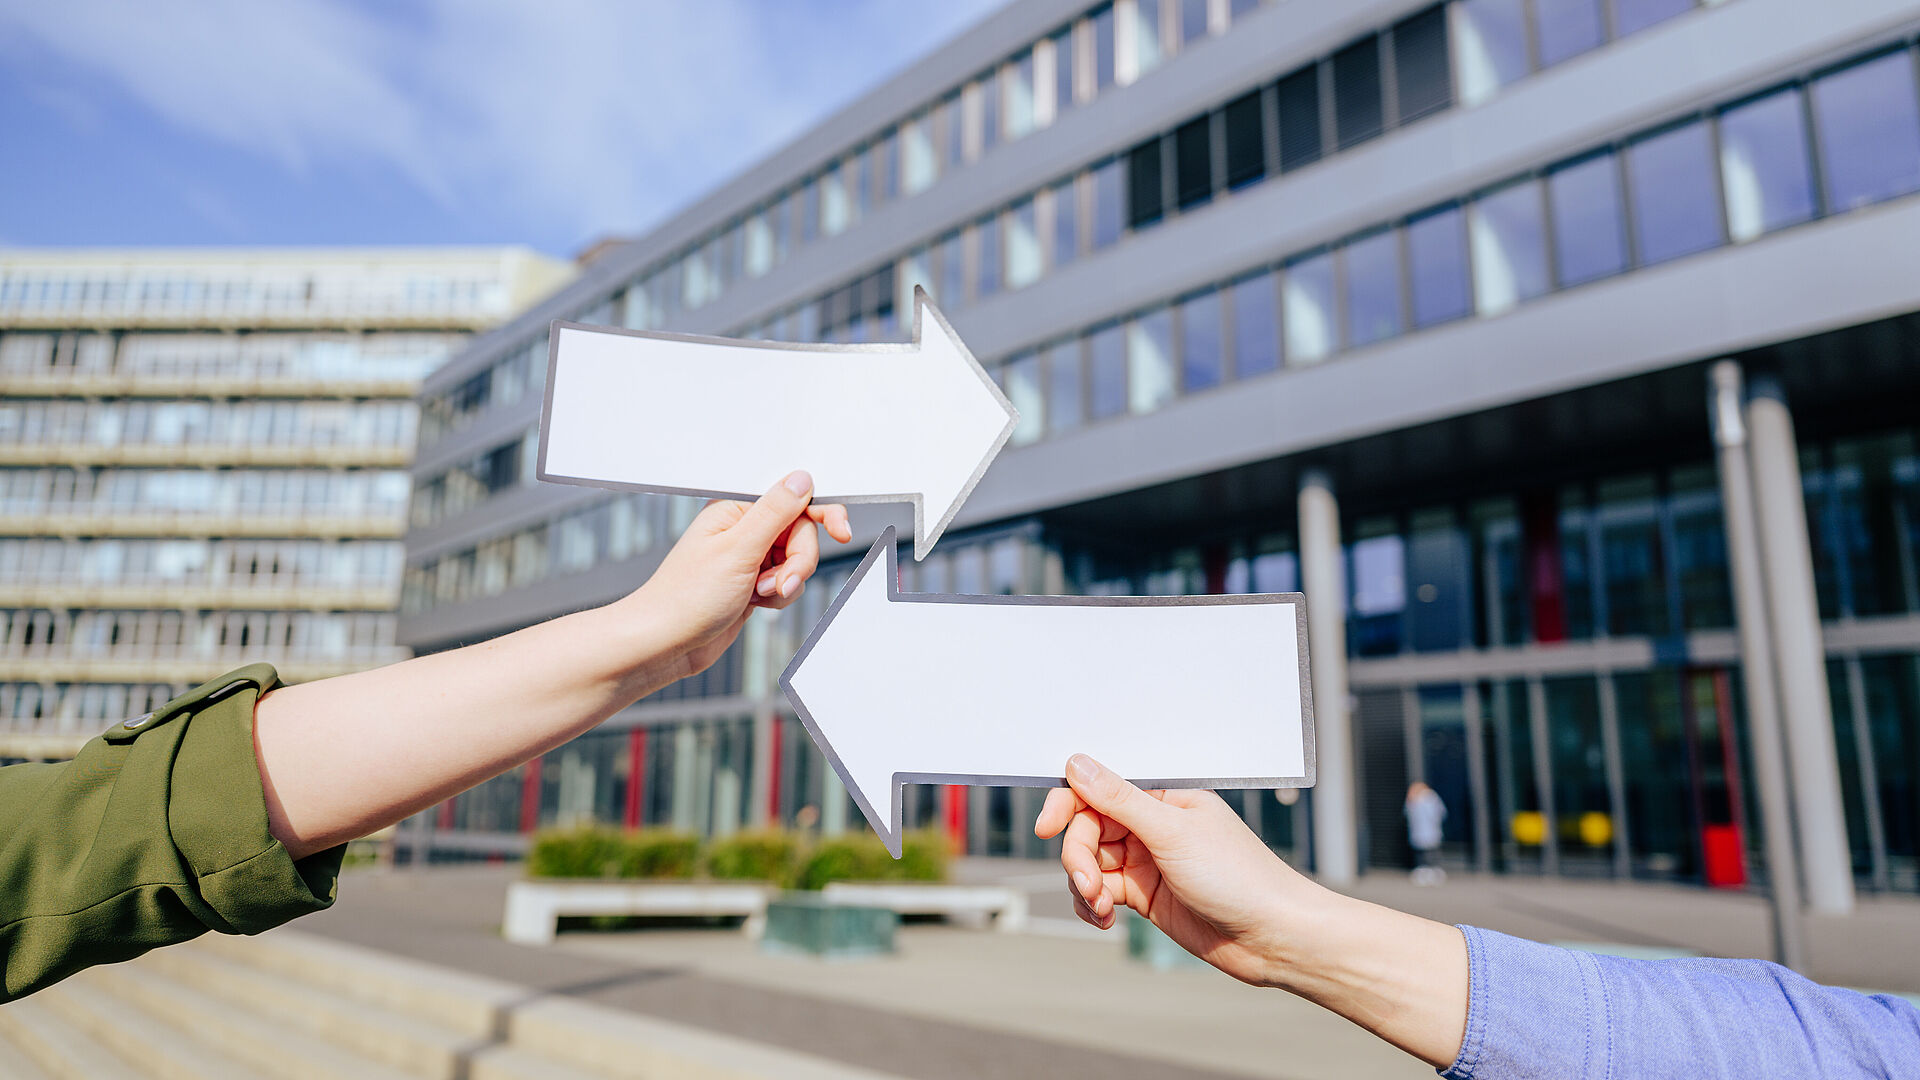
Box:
253 594 688 860
1266 889 1470 1069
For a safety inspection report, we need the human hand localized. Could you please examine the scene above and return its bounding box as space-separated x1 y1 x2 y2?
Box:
621 470 852 678
1035 754 1330 988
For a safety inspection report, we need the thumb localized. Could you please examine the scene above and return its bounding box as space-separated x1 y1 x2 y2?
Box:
729 470 815 554
1065 754 1176 846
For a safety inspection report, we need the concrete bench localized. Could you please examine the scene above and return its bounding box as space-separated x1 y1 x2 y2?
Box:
819 883 1030 932
502 881 776 946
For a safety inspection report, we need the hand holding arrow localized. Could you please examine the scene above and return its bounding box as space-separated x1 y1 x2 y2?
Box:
537 289 1015 559
781 527 1316 856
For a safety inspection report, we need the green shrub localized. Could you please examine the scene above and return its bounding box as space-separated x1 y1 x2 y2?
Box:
792 829 949 890
526 826 700 880
705 829 798 882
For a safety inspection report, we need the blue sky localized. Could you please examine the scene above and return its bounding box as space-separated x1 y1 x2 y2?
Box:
0 0 1006 258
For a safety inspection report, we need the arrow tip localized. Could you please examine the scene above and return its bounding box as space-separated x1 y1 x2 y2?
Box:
780 526 910 858
909 291 1017 561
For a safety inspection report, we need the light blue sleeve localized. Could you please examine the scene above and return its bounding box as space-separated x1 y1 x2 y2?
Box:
1441 925 1920 1079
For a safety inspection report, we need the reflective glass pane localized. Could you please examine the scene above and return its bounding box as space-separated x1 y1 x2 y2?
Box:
1053 29 1077 115
1535 0 1605 68
1626 122 1721 265
1088 325 1127 419
1343 229 1404 347
1046 341 1084 433
1547 153 1626 286
1093 5 1117 93
975 219 1001 300
1007 52 1036 139
1007 200 1042 289
902 114 937 193
1719 87 1817 242
1091 160 1126 248
1181 0 1210 45
1407 205 1472 327
942 94 965 171
1128 308 1176 414
1003 353 1043 445
979 76 1000 154
1283 252 1337 364
1051 180 1080 267
1230 272 1280 376
1612 0 1693 36
1811 51 1920 213
1470 180 1549 313
1179 290 1223 392
1453 0 1529 106
1134 0 1164 78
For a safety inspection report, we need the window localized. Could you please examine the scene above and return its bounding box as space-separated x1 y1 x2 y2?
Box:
1283 252 1337 364
1811 51 1920 213
937 232 966 306
1626 121 1722 265
1231 271 1281 376
1046 341 1084 433
1535 0 1605 68
1051 179 1081 268
902 113 937 193
878 130 900 202
820 166 849 237
975 217 1001 300
1093 5 1117 93
1003 353 1043 445
1394 6 1453 124
978 76 1000 156
1088 324 1127 420
1053 28 1078 116
942 93 966 171
798 179 819 244
1407 204 1472 327
1453 0 1529 106
1333 37 1385 149
1548 152 1627 286
1612 0 1694 37
1470 179 1550 313
1007 199 1042 289
1719 87 1817 242
1179 289 1224 391
1343 229 1404 346
1230 0 1261 20
1276 65 1323 172
1091 160 1126 248
1175 117 1212 209
744 214 773 278
1007 51 1036 139
1223 91 1266 188
1128 307 1176 414
1132 0 1165 80
1128 138 1165 228
1180 0 1210 46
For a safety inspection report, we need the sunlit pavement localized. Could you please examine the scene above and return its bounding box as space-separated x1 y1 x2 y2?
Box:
297 861 1920 1080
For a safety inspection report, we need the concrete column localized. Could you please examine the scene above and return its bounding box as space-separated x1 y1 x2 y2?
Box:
1298 469 1356 884
1710 360 1806 970
1745 373 1854 916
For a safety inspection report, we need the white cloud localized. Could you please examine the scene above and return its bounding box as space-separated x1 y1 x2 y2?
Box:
0 0 1008 251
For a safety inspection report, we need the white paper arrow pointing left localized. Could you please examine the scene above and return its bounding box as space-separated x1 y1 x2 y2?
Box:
781 527 1316 857
537 289 1015 559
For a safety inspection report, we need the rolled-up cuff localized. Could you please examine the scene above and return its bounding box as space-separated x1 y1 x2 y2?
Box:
168 665 343 935
1441 926 1609 1080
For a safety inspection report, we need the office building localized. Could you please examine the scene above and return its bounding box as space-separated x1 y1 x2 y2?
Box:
0 247 573 761
400 0 1920 903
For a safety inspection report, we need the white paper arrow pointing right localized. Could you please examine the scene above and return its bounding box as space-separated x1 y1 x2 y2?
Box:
781 527 1316 856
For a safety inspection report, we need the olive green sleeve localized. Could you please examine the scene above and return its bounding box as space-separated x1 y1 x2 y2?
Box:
0 664 346 1003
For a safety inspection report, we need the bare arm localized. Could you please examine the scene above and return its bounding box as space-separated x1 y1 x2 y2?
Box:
255 473 851 860
1035 755 1468 1069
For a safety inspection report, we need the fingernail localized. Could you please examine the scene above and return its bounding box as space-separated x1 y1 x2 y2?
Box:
756 573 777 596
1072 870 1092 898
1067 754 1099 786
783 470 813 497
779 575 800 598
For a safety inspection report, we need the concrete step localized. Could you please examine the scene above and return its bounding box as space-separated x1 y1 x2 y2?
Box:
0 991 143 1080
507 995 908 1080
86 962 419 1080
40 973 257 1080
192 930 517 1039
140 943 475 1079
466 1045 608 1080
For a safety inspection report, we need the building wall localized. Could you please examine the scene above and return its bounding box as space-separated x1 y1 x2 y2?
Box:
399 0 1920 890
0 247 573 760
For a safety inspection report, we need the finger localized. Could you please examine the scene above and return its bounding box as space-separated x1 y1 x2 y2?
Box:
1064 754 1177 848
1061 810 1105 906
751 581 803 611
1097 840 1126 873
1035 787 1086 839
690 499 747 536
771 513 821 599
806 503 853 544
728 471 815 556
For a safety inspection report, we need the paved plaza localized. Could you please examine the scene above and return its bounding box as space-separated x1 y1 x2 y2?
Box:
293 859 1920 1080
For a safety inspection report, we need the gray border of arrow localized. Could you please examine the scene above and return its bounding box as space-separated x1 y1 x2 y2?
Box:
534 287 1016 560
780 526 1318 856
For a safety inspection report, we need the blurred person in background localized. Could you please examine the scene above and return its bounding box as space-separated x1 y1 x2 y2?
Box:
1 473 850 1004
1038 754 1920 1079
1406 781 1448 886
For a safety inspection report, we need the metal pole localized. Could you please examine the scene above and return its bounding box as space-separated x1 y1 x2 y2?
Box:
1709 360 1805 971
1745 373 1855 916
1299 468 1357 884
